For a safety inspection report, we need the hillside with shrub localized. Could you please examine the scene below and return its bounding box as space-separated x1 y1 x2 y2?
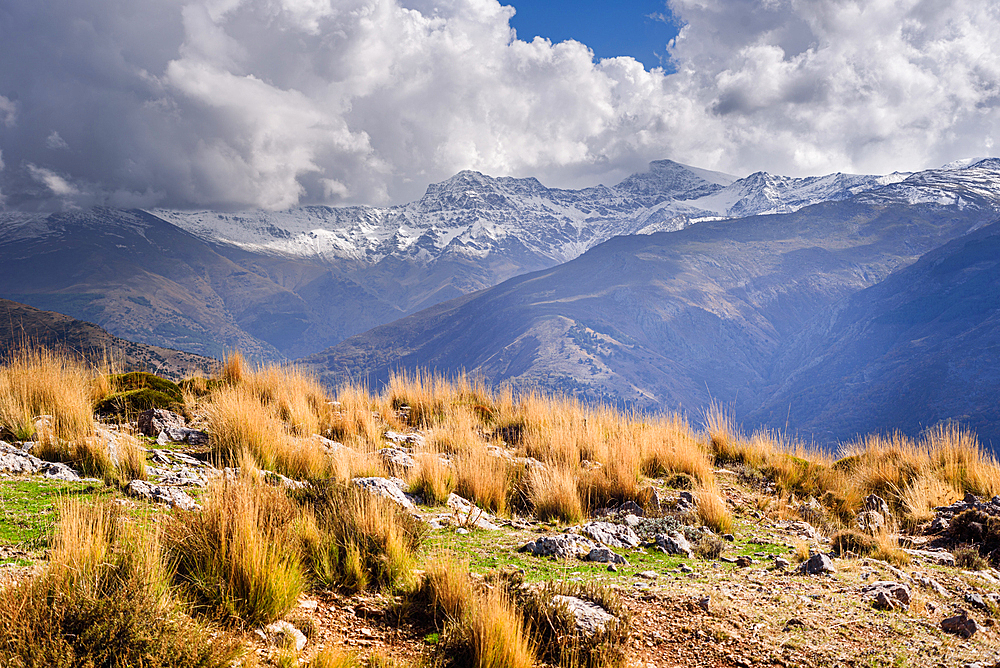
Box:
2 346 1000 666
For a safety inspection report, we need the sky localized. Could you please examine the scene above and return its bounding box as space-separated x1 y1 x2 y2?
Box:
1 0 999 211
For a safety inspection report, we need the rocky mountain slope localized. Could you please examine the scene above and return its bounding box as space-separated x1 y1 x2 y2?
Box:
749 217 1000 448
0 160 901 361
302 159 1000 446
0 298 216 379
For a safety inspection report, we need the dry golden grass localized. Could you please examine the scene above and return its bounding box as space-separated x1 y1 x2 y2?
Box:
0 500 238 668
166 477 305 627
466 587 536 668
206 384 329 480
454 446 519 517
696 485 734 534
0 346 96 442
526 465 584 524
408 452 456 506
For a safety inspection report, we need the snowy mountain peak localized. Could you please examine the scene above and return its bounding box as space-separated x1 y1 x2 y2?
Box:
138 158 1000 272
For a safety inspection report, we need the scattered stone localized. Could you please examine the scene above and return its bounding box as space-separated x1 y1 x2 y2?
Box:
352 477 415 510
941 609 978 639
653 531 694 558
137 408 185 437
679 564 694 574
580 459 603 471
862 494 891 518
722 533 735 542
447 493 501 530
861 581 911 611
902 548 955 567
265 620 307 652
156 427 209 446
676 491 696 511
965 591 988 610
455 527 470 535
720 556 737 564
917 576 950 598
928 516 950 534
0 441 81 480
622 513 641 528
384 431 426 448
264 470 308 490
735 555 754 568
519 534 597 560
774 557 790 570
125 480 200 510
797 553 837 575
379 447 416 472
637 570 659 580
587 547 629 565
697 596 711 613
854 510 885 534
551 595 615 635
616 500 644 516
607 563 618 573
582 521 641 549
784 617 806 630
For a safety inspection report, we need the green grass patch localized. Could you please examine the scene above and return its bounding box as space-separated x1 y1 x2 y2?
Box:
0 479 106 551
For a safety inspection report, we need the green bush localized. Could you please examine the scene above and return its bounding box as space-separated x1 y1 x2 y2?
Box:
95 388 180 418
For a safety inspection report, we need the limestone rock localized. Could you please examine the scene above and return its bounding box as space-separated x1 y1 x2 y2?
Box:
797 553 837 575
861 581 911 610
352 477 415 510
551 595 615 635
0 441 81 480
446 493 501 530
854 510 885 534
379 447 416 472
586 547 629 565
156 427 209 446
581 521 641 549
862 494 891 518
654 531 693 558
519 534 597 560
137 408 185 437
126 480 201 511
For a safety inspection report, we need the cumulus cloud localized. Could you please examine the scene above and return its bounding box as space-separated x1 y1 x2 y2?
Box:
0 0 999 210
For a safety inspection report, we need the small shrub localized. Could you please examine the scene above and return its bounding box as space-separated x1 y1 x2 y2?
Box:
948 509 1000 563
955 545 989 570
831 529 878 557
663 472 695 490
694 533 726 560
95 388 179 418
166 478 306 627
520 580 629 668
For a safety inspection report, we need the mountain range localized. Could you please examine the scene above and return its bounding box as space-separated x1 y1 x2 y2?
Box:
2 157 999 446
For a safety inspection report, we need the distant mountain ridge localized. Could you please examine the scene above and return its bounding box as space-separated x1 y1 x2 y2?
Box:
300 158 1000 448
150 159 909 267
0 159 921 362
0 298 217 380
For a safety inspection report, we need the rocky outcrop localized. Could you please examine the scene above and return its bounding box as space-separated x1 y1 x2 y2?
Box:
580 521 641 549
520 534 597 560
0 441 81 480
861 581 911 611
551 595 616 635
352 477 415 510
126 479 201 511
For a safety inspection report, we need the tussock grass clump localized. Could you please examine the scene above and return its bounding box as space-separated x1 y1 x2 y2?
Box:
0 346 95 442
207 384 329 480
526 465 584 524
454 447 520 517
166 478 306 627
830 529 910 566
955 545 990 571
307 647 361 668
0 500 237 668
410 557 534 668
696 486 733 534
520 580 629 668
34 426 148 487
295 481 426 592
408 453 456 506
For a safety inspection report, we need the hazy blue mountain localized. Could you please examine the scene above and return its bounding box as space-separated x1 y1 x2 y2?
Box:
301 159 1000 445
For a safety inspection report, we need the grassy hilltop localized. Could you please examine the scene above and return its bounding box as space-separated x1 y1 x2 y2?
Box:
1 346 1000 667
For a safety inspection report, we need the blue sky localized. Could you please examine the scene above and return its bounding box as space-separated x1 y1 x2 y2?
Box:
508 1 681 70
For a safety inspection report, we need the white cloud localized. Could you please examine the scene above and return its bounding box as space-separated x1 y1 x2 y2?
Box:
28 164 80 197
1 0 999 210
46 131 69 150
